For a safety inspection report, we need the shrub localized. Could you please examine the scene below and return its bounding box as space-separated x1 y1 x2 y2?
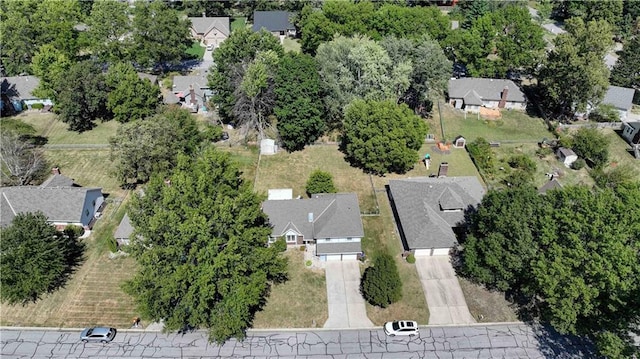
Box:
64 225 84 239
589 104 620 122
361 252 402 308
30 103 44 110
305 260 312 267
299 245 306 251
272 237 287 252
507 154 537 174
571 158 586 170
406 253 416 264
467 137 496 175
305 169 337 197
107 236 118 253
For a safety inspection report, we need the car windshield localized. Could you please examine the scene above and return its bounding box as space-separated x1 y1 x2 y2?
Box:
392 322 400 331
85 329 93 336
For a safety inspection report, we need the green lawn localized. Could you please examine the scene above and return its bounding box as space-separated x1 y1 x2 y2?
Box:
605 128 640 173
17 112 120 145
429 103 553 143
185 41 205 59
231 17 247 32
282 38 301 53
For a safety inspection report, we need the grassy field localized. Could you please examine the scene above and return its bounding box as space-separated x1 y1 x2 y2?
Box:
231 17 247 32
185 41 205 59
253 250 328 328
429 103 552 143
17 112 120 145
282 38 301 53
605 129 640 173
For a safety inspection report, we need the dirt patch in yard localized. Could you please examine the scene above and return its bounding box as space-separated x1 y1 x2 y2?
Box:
458 277 519 323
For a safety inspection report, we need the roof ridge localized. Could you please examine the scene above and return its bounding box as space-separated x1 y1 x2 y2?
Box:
2 192 17 216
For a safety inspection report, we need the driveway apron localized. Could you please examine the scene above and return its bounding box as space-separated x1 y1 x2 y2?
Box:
323 261 374 328
415 256 476 325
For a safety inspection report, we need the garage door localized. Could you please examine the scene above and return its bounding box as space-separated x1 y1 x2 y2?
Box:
414 249 432 257
326 255 342 261
432 248 451 256
341 254 357 261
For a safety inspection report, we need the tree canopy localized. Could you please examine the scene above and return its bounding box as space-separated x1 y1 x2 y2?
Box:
461 184 640 357
274 52 325 152
86 0 131 64
105 62 161 123
0 130 48 186
341 99 427 175
0 212 85 305
610 35 640 91
361 252 402 308
571 127 610 169
125 147 287 343
305 170 337 197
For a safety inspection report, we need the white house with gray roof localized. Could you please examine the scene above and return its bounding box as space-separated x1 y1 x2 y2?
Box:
252 11 296 41
601 85 635 121
448 78 526 113
188 16 230 49
388 177 485 256
262 193 364 261
1 76 52 113
0 168 103 230
170 74 211 112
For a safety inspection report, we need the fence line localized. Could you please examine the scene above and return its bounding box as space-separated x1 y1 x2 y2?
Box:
557 122 623 130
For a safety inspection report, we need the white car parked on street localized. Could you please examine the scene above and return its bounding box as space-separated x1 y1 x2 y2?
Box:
383 320 419 336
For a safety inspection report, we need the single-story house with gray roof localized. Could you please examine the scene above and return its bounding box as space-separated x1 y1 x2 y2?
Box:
387 176 485 256
601 86 635 121
262 192 364 261
169 74 211 112
621 121 640 158
1 76 52 113
188 16 230 49
252 11 296 39
448 78 526 113
114 213 134 246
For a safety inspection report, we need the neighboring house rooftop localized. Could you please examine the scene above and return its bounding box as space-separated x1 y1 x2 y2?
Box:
189 16 230 37
1 76 41 100
39 174 76 188
558 147 576 157
388 177 485 250
252 11 294 32
137 72 158 85
623 122 640 145
172 74 209 96
0 186 102 227
114 213 134 240
262 193 364 240
602 85 635 112
538 178 563 194
448 78 526 104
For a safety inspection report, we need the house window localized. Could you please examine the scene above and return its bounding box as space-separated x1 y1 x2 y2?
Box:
92 200 96 207
286 234 296 243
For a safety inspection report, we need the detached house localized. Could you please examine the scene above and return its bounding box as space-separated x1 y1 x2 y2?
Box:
252 11 296 41
388 177 485 256
1 76 52 114
622 122 640 159
188 16 230 50
601 86 635 121
262 192 364 261
448 78 526 113
0 168 104 230
169 74 211 112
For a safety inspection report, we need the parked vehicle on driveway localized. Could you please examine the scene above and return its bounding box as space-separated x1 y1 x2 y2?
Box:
80 327 117 343
383 320 419 337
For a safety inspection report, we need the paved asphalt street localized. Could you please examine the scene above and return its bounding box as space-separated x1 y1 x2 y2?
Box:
1 324 596 358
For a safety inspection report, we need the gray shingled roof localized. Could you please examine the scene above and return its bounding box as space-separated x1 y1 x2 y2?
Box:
189 17 230 37
602 85 635 111
40 174 76 188
448 78 526 103
317 242 362 255
262 193 364 241
1 76 42 100
388 177 485 250
172 74 209 98
252 11 294 32
137 72 158 85
0 187 102 225
558 147 576 157
114 213 133 240
538 179 563 194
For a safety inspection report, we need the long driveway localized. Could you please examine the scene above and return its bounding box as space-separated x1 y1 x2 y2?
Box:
415 256 476 325
323 261 374 329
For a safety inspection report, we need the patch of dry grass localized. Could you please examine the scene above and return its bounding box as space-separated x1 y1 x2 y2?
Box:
252 250 327 328
18 112 120 145
458 277 519 323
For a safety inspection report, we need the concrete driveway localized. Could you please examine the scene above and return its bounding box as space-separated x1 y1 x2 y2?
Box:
415 256 476 325
323 261 374 329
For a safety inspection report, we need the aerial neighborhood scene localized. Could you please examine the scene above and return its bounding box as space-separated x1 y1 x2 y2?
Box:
1 0 640 357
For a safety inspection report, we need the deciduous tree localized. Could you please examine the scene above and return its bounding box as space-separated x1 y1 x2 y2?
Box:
31 45 72 101
341 99 427 175
0 131 48 186
274 52 325 151
86 0 131 64
571 127 610 169
0 212 85 305
125 147 287 343
105 62 160 123
610 35 640 90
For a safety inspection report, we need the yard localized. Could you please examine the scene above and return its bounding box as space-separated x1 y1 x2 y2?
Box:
16 112 120 145
185 41 205 59
230 17 247 32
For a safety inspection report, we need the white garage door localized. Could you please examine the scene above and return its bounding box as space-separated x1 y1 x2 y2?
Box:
326 255 342 261
341 254 357 261
432 248 451 256
414 249 432 257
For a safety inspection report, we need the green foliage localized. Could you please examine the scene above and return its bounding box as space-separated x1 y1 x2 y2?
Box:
30 103 44 110
466 137 496 175
361 253 402 308
341 99 427 175
316 35 410 124
105 62 161 123
591 165 639 189
86 0 131 64
571 127 610 169
55 60 111 132
305 170 337 197
571 158 586 170
507 154 537 173
210 28 283 122
109 107 202 186
203 124 224 142
405 253 416 264
272 237 287 253
125 147 287 343
462 184 640 356
30 44 72 101
0 212 85 305
107 236 118 253
274 52 325 151
540 18 613 116
594 330 635 359
590 104 620 122
610 35 640 89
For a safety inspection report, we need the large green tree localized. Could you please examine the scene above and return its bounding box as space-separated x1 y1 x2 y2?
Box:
109 108 202 186
0 0 42 75
209 28 283 122
0 212 85 305
55 60 111 132
130 0 191 70
86 0 131 64
125 147 287 343
341 99 427 175
571 127 610 169
610 35 640 90
461 184 640 357
361 252 402 308
274 52 325 151
32 0 81 60
30 45 72 102
316 35 411 125
105 63 160 123
539 18 613 116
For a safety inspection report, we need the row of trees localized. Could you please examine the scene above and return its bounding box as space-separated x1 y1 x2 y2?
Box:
1 0 192 77
460 184 640 357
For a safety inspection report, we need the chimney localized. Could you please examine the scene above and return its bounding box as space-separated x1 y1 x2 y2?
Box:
438 162 449 178
498 86 508 108
189 86 197 106
52 167 60 175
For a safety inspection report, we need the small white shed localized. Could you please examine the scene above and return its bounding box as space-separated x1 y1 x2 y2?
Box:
260 138 277 155
267 188 293 200
556 147 578 168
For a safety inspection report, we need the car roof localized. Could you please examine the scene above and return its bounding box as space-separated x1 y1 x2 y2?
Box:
89 327 112 335
399 320 416 327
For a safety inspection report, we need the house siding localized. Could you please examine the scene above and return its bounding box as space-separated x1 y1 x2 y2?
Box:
81 190 104 228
